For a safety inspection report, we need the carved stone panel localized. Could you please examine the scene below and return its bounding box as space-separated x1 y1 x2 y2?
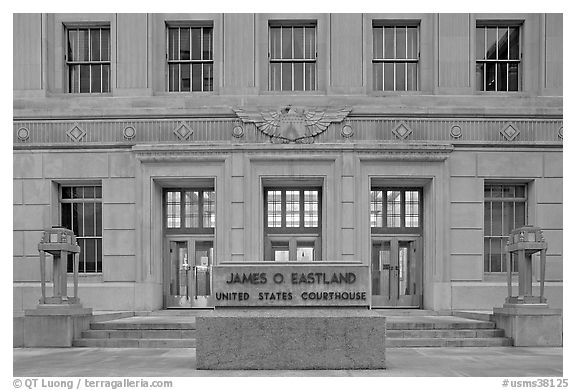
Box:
233 105 352 143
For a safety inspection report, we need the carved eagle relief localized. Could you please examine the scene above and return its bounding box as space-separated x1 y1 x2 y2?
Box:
233 106 352 143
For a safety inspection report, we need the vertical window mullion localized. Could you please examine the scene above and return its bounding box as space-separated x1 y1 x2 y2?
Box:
506 62 509 92
484 27 487 91
302 26 305 60
300 190 305 228
198 190 204 229
495 61 498 91
400 190 406 228
495 27 499 92
71 199 75 236
291 26 294 58
87 29 92 93
393 27 397 91
417 27 420 89
292 63 295 91
382 188 387 228
166 28 169 91
507 27 510 61
99 29 103 92
291 26 295 91
281 190 286 228
268 28 271 90
95 236 98 272
280 26 284 91
75 28 79 63
80 200 85 242
489 199 493 236
381 27 385 90
178 28 181 92
488 236 492 272
200 28 204 91
506 27 510 92
190 28 193 92
495 26 499 63
180 190 186 229
512 199 516 230
405 26 408 91
93 198 97 239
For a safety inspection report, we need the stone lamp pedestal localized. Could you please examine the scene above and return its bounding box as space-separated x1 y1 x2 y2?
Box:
493 226 562 347
22 227 93 347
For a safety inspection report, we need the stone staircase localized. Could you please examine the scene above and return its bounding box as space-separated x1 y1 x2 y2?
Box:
385 315 511 347
73 310 199 348
73 310 511 348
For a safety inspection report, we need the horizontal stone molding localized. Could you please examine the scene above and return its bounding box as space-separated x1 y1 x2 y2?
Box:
14 117 563 147
133 142 454 162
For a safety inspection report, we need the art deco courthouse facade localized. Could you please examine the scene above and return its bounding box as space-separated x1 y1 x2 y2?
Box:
13 13 563 312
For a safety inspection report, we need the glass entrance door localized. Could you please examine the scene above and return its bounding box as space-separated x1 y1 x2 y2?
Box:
164 238 213 308
371 237 422 307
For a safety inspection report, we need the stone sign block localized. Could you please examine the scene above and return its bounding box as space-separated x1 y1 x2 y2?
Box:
211 263 369 307
196 309 386 370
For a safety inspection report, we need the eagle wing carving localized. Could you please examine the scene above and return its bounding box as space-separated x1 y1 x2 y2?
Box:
233 108 281 137
233 106 352 142
304 107 352 136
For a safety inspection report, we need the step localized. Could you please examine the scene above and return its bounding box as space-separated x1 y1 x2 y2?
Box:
92 311 136 323
386 320 495 330
82 329 196 339
91 317 196 330
73 338 197 348
386 329 505 338
372 309 447 316
386 337 512 348
451 311 494 322
146 309 214 316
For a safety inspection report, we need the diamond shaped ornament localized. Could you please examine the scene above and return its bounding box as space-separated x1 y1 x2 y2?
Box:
392 121 413 140
174 122 193 141
500 123 520 141
66 123 86 142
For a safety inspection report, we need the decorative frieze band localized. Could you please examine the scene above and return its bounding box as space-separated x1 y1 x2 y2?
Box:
13 116 563 147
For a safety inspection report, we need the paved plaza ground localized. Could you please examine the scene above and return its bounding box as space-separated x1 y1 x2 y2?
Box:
13 346 562 377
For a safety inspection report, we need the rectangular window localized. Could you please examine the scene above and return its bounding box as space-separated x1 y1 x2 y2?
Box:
60 185 102 273
371 188 422 233
264 188 321 261
373 24 419 91
484 184 526 272
476 25 521 91
269 23 317 91
164 189 215 233
66 26 111 93
167 25 214 92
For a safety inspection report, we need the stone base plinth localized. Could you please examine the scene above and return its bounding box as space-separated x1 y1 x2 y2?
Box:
493 304 562 347
23 304 93 347
196 309 386 370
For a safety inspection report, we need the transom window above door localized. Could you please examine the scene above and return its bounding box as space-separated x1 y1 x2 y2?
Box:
266 189 320 229
370 188 423 233
264 188 322 261
164 189 215 234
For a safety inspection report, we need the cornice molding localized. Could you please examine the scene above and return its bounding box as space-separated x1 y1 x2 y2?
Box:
132 142 454 162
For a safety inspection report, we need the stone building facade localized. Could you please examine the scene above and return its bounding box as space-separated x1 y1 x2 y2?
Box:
13 13 562 313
